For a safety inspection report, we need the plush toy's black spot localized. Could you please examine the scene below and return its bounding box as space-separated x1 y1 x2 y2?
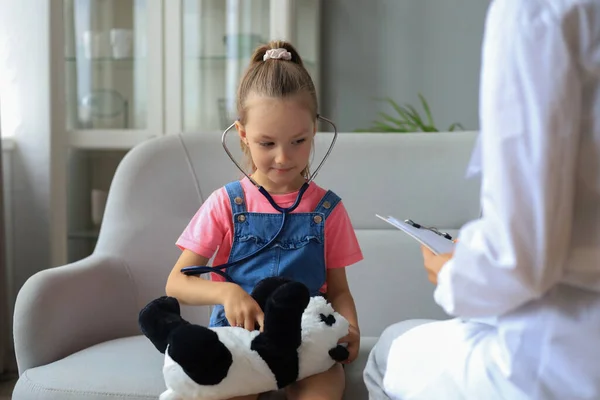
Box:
320 313 336 326
168 325 233 386
251 281 309 388
328 345 350 362
252 335 299 389
138 296 190 354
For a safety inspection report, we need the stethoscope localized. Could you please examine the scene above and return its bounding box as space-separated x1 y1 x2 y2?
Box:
180 115 339 281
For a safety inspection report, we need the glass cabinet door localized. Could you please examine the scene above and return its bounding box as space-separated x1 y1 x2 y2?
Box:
181 0 271 132
63 0 162 148
165 0 321 133
293 0 320 90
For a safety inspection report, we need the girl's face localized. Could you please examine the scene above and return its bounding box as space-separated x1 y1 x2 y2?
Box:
236 93 316 193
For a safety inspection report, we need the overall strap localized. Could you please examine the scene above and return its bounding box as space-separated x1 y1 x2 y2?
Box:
180 181 251 282
224 181 247 216
313 190 342 220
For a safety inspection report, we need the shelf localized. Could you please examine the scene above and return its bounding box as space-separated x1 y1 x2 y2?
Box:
65 57 145 62
186 55 227 61
68 130 157 150
184 56 316 67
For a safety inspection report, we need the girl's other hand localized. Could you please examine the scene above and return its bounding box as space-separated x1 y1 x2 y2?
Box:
338 324 360 364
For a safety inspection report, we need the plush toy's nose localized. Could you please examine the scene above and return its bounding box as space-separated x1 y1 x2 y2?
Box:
328 345 350 362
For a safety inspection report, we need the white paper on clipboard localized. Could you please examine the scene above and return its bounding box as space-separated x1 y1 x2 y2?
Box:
376 214 455 255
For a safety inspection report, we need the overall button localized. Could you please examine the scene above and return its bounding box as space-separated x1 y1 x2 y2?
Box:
237 215 246 222
313 215 323 224
234 197 243 205
322 201 331 209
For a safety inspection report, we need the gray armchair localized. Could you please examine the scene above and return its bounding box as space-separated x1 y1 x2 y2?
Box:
10 133 371 400
12 131 479 399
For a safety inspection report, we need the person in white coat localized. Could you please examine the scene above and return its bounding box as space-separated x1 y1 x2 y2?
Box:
364 0 600 399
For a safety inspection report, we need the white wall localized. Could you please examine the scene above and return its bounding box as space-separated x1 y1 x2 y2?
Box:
420 0 490 131
0 0 68 301
320 0 489 132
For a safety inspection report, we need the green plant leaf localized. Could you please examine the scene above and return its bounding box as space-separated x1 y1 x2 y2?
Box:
399 106 426 131
447 122 465 132
384 99 422 130
421 125 439 132
377 112 407 129
418 93 435 127
405 104 428 129
380 98 407 119
356 94 464 134
371 120 404 132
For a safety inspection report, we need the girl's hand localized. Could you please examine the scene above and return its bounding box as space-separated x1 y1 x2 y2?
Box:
223 284 265 331
338 324 360 364
421 245 454 285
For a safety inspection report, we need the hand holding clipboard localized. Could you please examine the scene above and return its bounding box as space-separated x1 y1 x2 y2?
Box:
375 214 455 255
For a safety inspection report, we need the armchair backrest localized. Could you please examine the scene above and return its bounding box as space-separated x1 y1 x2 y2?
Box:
96 131 480 331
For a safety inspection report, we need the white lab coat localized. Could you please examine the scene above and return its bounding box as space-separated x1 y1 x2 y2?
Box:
382 1 600 399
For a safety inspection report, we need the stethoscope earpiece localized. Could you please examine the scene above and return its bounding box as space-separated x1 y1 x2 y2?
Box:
221 114 338 193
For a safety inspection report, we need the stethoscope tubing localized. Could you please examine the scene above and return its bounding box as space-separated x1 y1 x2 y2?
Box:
180 115 338 279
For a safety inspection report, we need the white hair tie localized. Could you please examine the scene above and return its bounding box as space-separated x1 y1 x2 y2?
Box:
263 48 292 61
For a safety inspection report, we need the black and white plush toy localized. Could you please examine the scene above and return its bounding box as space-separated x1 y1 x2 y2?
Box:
139 277 350 400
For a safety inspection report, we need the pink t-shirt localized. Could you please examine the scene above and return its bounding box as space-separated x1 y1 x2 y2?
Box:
176 177 363 292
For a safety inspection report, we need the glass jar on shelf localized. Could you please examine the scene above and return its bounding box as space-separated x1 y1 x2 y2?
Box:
63 0 161 149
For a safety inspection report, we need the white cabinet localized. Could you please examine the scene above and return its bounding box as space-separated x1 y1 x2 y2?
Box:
63 0 163 149
62 0 321 149
61 0 322 262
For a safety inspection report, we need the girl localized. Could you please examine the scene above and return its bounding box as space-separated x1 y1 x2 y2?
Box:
165 41 363 400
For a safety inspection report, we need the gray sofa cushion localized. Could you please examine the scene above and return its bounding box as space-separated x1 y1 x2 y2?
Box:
14 336 163 400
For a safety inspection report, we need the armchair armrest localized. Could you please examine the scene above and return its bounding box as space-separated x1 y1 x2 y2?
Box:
13 254 140 374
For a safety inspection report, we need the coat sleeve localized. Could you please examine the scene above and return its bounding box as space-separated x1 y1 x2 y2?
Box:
434 2 582 318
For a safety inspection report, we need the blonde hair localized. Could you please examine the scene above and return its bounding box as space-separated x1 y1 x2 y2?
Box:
237 40 317 179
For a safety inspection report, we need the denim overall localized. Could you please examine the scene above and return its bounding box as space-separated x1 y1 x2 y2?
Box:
209 180 341 327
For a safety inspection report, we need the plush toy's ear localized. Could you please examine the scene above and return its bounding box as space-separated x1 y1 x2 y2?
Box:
138 296 190 353
257 280 310 346
251 276 293 312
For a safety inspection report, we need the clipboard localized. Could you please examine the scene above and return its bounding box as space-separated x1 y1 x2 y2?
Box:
376 214 455 255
